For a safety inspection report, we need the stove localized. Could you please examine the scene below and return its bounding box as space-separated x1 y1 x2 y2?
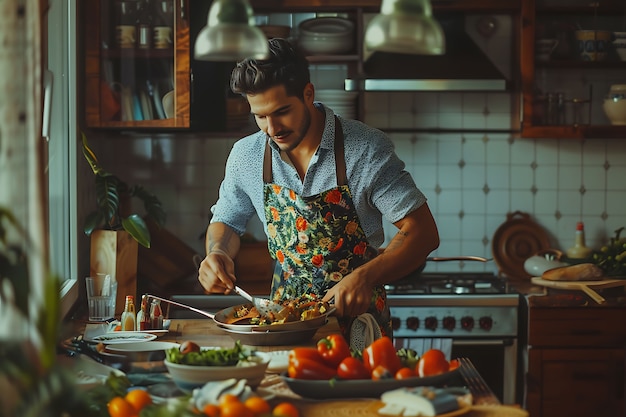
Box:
385 272 521 404
385 273 519 338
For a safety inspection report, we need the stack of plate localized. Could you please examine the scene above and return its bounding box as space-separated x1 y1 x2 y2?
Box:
315 89 358 119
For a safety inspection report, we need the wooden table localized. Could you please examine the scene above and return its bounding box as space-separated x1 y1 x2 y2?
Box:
151 318 527 417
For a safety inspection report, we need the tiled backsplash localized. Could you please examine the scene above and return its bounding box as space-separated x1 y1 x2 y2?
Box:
87 90 626 278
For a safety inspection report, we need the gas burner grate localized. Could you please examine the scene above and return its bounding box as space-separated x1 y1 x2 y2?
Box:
385 273 511 295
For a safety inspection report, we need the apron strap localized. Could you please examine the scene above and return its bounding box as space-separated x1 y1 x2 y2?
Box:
263 115 347 186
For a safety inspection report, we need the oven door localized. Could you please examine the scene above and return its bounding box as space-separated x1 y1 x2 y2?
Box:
451 338 518 405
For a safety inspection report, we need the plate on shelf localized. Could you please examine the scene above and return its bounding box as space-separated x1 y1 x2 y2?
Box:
85 331 157 344
281 366 461 399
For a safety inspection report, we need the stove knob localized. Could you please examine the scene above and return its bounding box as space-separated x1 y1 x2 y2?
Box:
424 316 438 330
442 316 455 330
479 316 493 331
406 316 420 331
391 317 401 331
461 316 474 331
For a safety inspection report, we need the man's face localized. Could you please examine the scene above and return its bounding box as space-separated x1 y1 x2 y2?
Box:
247 84 314 152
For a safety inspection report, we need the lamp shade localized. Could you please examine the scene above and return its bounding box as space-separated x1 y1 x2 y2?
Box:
194 0 269 61
364 0 445 55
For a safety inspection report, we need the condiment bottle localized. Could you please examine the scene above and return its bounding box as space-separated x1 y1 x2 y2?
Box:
150 299 163 330
566 221 593 259
136 294 150 330
121 295 136 331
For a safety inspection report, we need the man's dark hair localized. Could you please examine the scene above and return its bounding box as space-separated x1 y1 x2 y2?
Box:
230 38 310 99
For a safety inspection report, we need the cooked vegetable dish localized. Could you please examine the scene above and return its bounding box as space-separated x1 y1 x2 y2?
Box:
230 293 331 325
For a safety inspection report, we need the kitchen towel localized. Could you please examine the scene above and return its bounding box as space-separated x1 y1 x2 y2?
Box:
393 338 453 360
349 313 382 352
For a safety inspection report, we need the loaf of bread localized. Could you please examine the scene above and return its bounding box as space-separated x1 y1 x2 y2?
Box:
541 263 604 281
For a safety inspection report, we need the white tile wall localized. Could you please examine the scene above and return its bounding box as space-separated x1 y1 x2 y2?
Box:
90 91 626 278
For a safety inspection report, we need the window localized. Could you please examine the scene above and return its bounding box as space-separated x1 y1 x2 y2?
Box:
47 0 78 318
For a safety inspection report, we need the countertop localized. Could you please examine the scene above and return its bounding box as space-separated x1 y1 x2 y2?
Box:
508 277 626 307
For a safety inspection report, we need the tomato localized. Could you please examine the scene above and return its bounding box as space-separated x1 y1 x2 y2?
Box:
317 333 351 368
179 340 201 354
107 396 137 417
288 356 336 380
449 358 460 371
337 356 370 380
244 396 271 415
362 336 402 374
416 349 450 377
371 365 393 380
125 389 152 412
394 367 415 380
273 402 300 417
202 404 220 417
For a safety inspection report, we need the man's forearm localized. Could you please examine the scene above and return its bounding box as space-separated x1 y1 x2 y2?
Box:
205 222 241 259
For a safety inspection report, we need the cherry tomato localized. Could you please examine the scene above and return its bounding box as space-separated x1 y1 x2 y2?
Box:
371 364 393 380
449 358 460 371
416 349 450 377
317 333 351 368
395 367 415 380
362 336 402 374
337 356 370 380
179 340 201 354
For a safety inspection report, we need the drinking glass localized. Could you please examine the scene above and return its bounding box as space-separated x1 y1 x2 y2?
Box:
85 273 117 321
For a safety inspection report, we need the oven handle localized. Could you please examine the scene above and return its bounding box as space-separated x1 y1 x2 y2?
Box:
452 338 515 347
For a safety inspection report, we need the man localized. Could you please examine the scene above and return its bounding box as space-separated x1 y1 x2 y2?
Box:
198 38 439 338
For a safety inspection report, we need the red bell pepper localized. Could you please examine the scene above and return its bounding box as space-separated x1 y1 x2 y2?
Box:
288 347 323 364
337 357 370 380
317 333 351 368
361 336 402 375
288 356 337 380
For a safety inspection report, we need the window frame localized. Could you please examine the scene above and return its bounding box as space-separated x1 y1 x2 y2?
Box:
47 0 78 319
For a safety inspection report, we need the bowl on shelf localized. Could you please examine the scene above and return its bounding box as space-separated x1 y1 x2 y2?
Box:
164 351 270 392
575 30 612 61
603 84 626 125
298 17 355 55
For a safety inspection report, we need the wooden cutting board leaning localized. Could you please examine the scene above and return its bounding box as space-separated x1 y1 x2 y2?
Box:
530 277 626 304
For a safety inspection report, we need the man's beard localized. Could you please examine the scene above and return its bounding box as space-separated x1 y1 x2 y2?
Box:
273 106 311 152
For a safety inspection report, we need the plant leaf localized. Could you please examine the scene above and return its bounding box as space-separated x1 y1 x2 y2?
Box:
81 132 103 175
95 174 120 226
83 211 104 235
130 185 167 227
122 215 151 248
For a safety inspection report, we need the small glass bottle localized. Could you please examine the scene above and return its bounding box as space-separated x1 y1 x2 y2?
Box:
135 0 153 49
150 299 163 330
121 295 136 331
136 294 150 330
566 221 593 259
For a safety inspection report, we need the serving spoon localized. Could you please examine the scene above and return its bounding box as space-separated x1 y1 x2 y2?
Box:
233 286 288 317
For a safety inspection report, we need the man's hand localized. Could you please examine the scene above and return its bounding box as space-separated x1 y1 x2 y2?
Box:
198 249 237 294
322 270 373 317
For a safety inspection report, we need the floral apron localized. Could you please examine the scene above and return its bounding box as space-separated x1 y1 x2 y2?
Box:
262 117 392 338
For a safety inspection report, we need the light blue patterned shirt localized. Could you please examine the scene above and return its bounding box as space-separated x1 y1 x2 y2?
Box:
210 103 426 248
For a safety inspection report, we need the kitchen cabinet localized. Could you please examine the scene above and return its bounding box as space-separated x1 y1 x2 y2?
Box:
83 0 191 129
520 0 626 139
526 304 626 417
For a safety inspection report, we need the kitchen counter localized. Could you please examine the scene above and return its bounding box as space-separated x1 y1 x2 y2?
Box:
64 317 528 417
509 277 626 307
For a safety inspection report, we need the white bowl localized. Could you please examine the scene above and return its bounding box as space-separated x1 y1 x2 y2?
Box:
164 351 270 392
298 17 354 55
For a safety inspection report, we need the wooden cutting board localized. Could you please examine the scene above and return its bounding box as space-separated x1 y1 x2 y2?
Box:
531 277 626 304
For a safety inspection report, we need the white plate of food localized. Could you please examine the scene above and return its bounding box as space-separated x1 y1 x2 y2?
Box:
106 341 180 361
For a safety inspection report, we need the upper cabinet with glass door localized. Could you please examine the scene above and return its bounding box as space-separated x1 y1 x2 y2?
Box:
83 0 190 128
521 0 626 138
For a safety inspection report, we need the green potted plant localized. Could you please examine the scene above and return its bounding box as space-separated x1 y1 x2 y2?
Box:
82 133 166 314
81 133 166 248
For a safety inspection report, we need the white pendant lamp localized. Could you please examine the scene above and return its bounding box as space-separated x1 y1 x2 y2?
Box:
194 0 269 61
364 0 445 55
